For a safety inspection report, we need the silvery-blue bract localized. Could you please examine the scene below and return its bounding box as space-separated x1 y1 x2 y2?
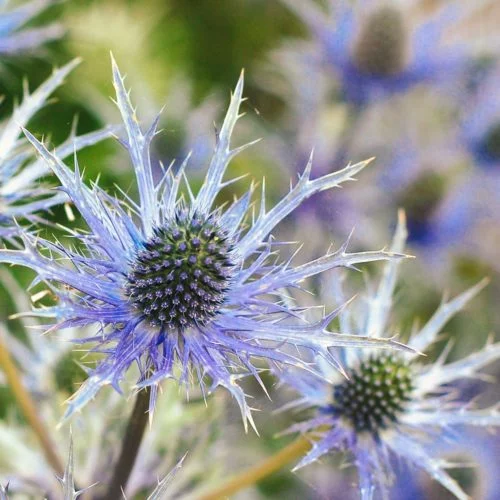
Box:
280 213 500 499
0 59 114 228
0 0 62 55
0 56 410 430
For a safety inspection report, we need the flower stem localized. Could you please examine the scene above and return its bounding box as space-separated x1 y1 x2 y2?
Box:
102 387 151 500
0 330 64 476
197 435 312 500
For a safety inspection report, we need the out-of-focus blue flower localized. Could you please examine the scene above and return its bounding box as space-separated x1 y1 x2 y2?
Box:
280 212 500 499
461 64 500 170
282 0 468 105
0 0 63 56
398 64 500 265
0 59 115 227
0 56 411 430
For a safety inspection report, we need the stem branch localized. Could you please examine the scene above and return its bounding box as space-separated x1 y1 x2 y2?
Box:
0 330 64 476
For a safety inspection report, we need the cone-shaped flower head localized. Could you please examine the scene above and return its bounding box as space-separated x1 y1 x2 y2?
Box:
0 59 114 228
0 0 63 56
0 56 410 429
281 212 500 499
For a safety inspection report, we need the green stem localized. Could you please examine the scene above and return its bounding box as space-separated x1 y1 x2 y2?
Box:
101 387 151 500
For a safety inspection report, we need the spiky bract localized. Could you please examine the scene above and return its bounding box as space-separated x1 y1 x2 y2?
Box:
0 0 62 56
0 59 115 225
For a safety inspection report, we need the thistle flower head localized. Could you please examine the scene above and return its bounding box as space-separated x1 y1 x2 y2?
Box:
0 59 114 228
0 0 63 56
0 56 410 429
281 212 500 499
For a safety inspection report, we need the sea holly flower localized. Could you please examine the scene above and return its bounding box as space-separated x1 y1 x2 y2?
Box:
280 212 500 499
0 0 63 56
0 58 115 226
0 55 410 429
281 0 470 105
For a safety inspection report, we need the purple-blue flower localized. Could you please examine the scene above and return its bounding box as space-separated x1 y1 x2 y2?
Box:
282 0 468 105
280 212 500 499
0 56 410 429
0 0 63 56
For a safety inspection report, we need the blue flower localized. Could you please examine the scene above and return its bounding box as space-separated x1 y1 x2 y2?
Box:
0 0 63 56
0 56 410 429
0 59 115 228
282 0 467 105
280 212 500 499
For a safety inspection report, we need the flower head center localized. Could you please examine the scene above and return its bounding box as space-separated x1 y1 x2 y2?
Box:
353 6 408 76
332 354 413 434
125 212 236 330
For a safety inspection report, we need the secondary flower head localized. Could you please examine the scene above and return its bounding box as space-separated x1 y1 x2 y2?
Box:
281 212 500 499
0 59 114 229
0 56 409 429
0 0 63 56
282 0 468 105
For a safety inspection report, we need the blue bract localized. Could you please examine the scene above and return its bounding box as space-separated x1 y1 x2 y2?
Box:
0 0 62 55
0 56 410 429
0 59 115 232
